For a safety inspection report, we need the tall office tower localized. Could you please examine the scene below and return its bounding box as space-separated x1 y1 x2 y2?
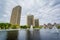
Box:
34 19 39 27
27 15 34 26
10 6 22 25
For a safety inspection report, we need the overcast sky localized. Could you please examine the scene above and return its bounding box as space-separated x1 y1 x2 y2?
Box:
0 0 60 25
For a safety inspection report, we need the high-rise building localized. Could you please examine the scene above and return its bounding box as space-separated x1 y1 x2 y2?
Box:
34 19 39 27
27 15 34 26
10 6 22 25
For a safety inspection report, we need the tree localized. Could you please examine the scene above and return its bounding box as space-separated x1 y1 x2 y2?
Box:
57 25 60 29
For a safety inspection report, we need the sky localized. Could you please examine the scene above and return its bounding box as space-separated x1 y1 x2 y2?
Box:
0 0 60 25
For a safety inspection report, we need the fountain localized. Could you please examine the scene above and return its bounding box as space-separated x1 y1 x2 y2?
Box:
51 25 59 33
30 25 33 31
41 27 50 32
29 25 33 36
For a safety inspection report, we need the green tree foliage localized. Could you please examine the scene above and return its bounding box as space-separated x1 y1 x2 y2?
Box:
57 25 60 29
20 25 27 29
11 24 20 29
33 26 43 29
0 23 11 29
0 23 44 29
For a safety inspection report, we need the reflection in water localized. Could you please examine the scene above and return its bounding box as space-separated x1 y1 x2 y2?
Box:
27 30 33 40
0 29 60 40
27 29 40 40
7 30 18 40
33 29 40 40
18 29 27 40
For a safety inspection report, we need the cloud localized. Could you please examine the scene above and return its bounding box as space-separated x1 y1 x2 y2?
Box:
0 0 60 25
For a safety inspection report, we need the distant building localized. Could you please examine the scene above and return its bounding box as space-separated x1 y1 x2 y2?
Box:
53 23 57 26
34 19 39 27
44 24 48 29
27 15 34 26
47 23 53 29
10 6 22 25
53 23 60 27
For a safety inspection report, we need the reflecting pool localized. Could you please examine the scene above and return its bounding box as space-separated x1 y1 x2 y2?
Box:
0 29 60 40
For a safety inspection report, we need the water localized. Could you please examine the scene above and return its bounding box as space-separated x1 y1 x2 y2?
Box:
0 27 60 40
0 31 7 40
18 29 27 40
40 26 60 40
